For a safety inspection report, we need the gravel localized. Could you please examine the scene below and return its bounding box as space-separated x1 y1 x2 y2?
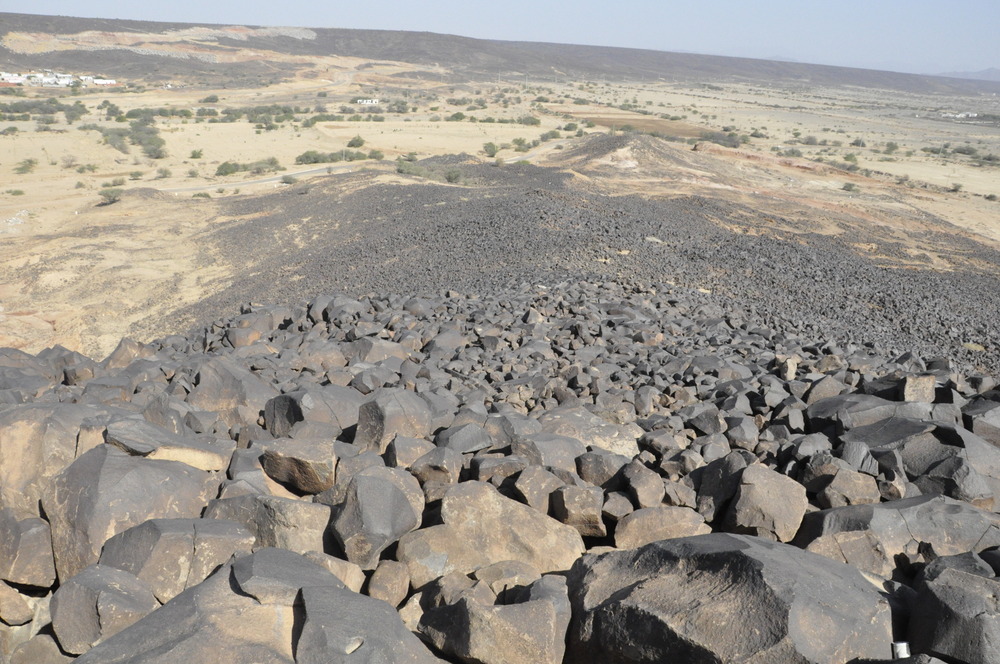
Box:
158 149 1000 376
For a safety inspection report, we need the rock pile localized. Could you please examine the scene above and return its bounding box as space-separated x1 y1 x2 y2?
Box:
1 279 998 662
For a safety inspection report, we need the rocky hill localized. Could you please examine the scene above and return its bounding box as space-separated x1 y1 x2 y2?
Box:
2 269 1000 661
4 11 1000 94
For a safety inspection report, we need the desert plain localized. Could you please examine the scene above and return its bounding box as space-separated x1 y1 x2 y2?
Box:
2 28 999 358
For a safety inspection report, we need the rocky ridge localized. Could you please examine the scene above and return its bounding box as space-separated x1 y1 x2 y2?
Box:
1 279 999 662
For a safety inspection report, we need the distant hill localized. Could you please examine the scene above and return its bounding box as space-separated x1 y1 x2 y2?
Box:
3 12 1000 95
939 67 1000 83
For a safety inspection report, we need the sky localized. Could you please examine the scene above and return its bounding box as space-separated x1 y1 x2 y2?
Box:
3 0 999 76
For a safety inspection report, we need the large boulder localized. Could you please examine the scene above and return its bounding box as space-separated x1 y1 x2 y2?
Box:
397 482 585 589
50 564 159 655
418 575 571 664
74 548 441 663
42 445 220 582
908 568 1000 664
567 533 893 663
0 508 56 587
795 495 1000 578
104 417 233 472
203 493 332 555
184 356 278 429
721 463 807 542
0 403 110 517
98 518 255 603
257 438 339 494
536 406 641 457
322 466 424 570
614 506 710 549
353 388 432 454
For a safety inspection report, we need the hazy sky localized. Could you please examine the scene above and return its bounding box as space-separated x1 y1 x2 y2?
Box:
3 0 998 75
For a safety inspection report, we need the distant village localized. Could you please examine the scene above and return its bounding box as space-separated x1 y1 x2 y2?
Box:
0 70 118 88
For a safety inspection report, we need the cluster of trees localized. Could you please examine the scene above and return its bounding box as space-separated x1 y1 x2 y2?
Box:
78 115 166 159
215 157 282 177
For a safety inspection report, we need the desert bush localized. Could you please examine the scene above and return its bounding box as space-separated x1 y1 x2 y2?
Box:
951 182 963 192
368 149 384 160
98 188 123 205
483 142 499 157
701 131 741 148
986 194 997 201
129 171 144 180
444 168 461 183
63 101 87 124
199 95 219 103
842 183 857 192
6 189 24 196
14 158 37 174
216 157 282 176
884 141 899 154
518 115 541 126
302 113 345 127
347 135 365 148
156 167 171 179
193 192 211 198
280 175 297 184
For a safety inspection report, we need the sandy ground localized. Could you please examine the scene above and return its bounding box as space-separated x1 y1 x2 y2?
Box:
2 55 999 358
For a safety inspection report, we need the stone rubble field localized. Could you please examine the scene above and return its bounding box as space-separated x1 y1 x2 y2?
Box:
2 279 1000 663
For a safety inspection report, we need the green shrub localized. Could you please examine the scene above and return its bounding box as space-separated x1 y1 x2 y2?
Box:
215 161 241 176
193 192 211 198
444 168 461 183
14 158 37 174
129 171 144 180
98 188 123 205
199 95 219 104
280 175 297 184
483 142 499 157
347 135 365 148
